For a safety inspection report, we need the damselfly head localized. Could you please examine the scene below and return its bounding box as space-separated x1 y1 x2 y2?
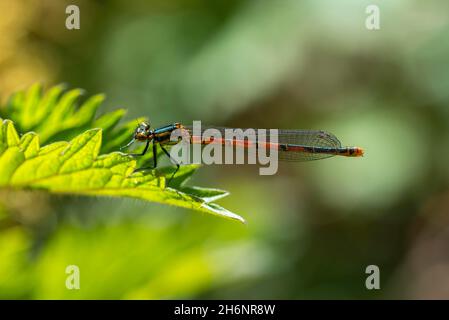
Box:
134 121 151 141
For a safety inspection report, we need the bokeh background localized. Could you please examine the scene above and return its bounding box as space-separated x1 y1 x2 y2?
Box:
1 0 449 299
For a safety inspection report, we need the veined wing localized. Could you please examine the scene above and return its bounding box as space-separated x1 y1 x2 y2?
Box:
182 126 342 162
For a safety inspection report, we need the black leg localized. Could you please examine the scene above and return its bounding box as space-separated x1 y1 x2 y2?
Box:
133 141 158 172
127 140 149 157
160 145 180 186
152 142 157 168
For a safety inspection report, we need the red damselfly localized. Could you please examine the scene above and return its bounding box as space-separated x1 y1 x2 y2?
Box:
121 121 364 184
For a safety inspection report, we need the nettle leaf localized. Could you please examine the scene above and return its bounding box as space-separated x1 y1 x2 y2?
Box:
3 83 141 154
0 85 244 223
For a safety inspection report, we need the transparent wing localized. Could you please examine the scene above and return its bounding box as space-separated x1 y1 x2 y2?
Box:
183 126 342 162
277 130 341 161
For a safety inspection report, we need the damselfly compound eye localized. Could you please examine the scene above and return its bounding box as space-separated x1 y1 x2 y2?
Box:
141 121 150 130
134 121 151 140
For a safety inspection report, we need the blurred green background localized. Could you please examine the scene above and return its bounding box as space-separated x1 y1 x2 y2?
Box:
1 0 449 299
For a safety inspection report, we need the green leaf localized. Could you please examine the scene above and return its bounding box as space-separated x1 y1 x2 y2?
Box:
0 118 245 223
3 84 137 153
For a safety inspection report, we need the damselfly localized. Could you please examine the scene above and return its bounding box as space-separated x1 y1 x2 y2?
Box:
121 121 364 184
